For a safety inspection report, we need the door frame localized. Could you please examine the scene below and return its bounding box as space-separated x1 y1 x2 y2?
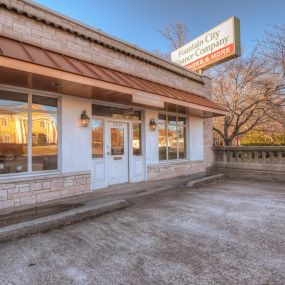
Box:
91 114 146 190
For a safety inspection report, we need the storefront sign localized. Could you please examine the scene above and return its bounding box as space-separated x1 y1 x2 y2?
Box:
171 17 241 71
133 91 164 108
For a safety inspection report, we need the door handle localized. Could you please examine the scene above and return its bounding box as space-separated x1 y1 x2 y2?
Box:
107 152 110 155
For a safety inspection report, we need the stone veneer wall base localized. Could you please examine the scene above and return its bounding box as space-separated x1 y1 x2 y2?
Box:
0 171 91 210
147 161 209 181
207 167 285 183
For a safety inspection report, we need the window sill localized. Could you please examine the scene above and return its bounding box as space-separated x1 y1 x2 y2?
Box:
0 170 62 183
149 159 205 167
150 159 190 167
190 160 205 163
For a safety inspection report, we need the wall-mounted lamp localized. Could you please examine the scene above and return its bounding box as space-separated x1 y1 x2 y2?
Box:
149 118 157 131
81 110 90 127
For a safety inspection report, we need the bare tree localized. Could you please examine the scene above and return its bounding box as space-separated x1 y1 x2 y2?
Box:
264 25 285 76
152 49 170 60
211 49 285 145
159 22 189 52
159 22 285 146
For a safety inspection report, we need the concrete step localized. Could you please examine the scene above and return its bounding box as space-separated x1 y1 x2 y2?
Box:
187 174 225 188
0 200 129 243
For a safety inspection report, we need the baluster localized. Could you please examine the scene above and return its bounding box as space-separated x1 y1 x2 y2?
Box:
278 151 282 164
269 151 274 164
262 151 266 164
223 150 227 164
247 150 252 163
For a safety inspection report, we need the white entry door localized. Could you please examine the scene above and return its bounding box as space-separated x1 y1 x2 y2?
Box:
106 121 129 185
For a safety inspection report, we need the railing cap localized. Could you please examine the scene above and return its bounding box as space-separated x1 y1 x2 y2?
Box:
213 146 285 151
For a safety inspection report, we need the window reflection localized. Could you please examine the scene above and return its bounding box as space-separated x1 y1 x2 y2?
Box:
0 90 58 175
32 95 57 112
158 114 166 124
168 125 177 160
168 115 176 125
92 119 103 158
133 123 142 156
158 114 186 160
32 112 58 171
111 128 124 155
158 124 167 160
178 126 186 159
0 110 28 174
0 90 28 109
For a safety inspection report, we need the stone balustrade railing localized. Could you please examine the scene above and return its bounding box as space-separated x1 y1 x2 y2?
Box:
213 146 285 172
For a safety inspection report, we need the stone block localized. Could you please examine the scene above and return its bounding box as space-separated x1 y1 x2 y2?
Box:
36 191 61 203
0 190 7 201
0 184 15 190
13 22 31 34
0 200 14 209
17 184 31 193
64 179 74 188
40 37 60 50
50 179 63 191
8 191 33 200
30 182 43 191
74 178 86 186
67 41 82 51
21 196 36 206
42 181 52 189
0 12 13 27
32 28 53 39
8 188 18 194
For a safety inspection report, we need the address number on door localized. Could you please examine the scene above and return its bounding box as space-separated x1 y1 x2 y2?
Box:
112 122 123 128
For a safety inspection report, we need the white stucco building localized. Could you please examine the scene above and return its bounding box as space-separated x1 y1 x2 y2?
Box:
0 0 226 210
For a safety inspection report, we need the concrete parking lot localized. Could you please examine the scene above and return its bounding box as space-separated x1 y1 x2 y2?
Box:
0 179 284 285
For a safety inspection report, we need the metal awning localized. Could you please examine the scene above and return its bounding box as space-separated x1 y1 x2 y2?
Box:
0 36 226 116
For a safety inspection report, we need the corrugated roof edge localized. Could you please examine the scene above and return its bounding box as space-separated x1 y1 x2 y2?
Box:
0 0 208 85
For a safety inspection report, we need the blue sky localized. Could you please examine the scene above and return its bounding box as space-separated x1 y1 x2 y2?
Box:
33 0 285 54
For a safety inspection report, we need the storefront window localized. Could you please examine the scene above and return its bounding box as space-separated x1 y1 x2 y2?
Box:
0 109 28 174
0 90 58 175
168 124 177 160
92 119 104 158
158 124 167 160
133 123 142 156
158 114 187 161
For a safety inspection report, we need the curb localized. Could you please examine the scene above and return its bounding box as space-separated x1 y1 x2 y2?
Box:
187 174 225 188
0 200 129 243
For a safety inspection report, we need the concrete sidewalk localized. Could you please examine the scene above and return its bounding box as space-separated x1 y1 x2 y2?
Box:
0 178 284 285
0 173 208 241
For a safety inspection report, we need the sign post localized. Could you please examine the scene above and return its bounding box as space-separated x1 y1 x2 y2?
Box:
171 17 241 71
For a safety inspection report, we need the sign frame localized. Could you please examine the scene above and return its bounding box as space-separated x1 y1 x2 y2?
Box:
171 17 241 72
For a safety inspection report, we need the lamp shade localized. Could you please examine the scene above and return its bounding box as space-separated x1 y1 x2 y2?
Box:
149 118 157 131
81 110 90 127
